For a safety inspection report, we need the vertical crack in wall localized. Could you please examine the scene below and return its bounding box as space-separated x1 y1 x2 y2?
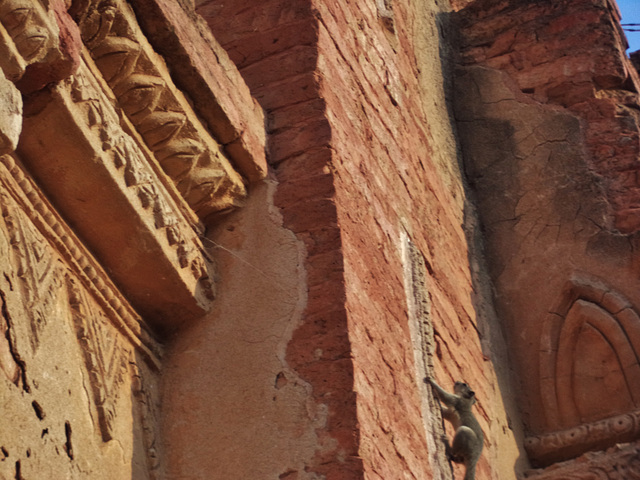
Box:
14 460 22 480
0 289 27 391
63 421 73 461
401 231 453 480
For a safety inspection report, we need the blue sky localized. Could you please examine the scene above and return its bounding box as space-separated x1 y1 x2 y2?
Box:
617 0 640 52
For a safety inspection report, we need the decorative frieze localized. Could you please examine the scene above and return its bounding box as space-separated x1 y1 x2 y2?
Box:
71 0 247 220
68 276 132 442
0 153 162 365
525 410 640 466
0 152 162 475
67 60 207 277
128 0 268 183
19 56 218 327
524 441 640 479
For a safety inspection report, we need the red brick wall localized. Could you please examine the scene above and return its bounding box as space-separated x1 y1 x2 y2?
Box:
313 1 502 477
197 1 360 477
198 0 521 478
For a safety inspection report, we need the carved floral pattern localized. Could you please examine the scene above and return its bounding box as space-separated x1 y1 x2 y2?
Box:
0 152 163 464
68 64 213 290
0 153 162 366
2 193 63 351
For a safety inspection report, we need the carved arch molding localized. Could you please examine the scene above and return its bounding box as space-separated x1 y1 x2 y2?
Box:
526 274 640 468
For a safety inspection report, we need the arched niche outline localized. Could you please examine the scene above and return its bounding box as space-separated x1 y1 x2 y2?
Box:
539 274 640 430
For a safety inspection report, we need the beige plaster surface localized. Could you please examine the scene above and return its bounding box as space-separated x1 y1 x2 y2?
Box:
161 181 324 479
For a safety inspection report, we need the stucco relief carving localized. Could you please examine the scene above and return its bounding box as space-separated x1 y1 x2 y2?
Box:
3 199 64 352
68 63 211 284
540 275 640 427
132 363 161 478
0 0 81 93
526 274 640 464
0 0 57 80
0 151 162 476
401 233 454 480
71 0 246 220
0 153 162 365
18 53 218 324
525 410 640 466
68 276 131 442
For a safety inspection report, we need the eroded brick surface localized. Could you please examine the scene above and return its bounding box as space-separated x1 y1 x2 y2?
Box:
198 1 359 478
457 0 640 233
454 0 640 475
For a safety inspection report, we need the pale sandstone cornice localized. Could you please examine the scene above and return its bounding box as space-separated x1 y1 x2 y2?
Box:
0 0 269 331
0 0 266 220
19 57 217 330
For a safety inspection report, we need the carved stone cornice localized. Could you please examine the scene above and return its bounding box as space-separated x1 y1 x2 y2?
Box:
523 441 640 479
71 0 247 221
126 0 268 183
525 410 640 466
0 153 162 368
19 55 217 329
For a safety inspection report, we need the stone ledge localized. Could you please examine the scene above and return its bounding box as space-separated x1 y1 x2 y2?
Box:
524 441 640 478
525 410 640 466
127 0 268 183
71 0 248 221
19 58 216 331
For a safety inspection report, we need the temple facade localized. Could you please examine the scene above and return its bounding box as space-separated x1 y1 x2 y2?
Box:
0 0 638 478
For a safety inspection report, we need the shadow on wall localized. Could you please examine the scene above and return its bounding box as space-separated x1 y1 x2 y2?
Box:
432 9 532 479
460 123 532 479
452 54 640 474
